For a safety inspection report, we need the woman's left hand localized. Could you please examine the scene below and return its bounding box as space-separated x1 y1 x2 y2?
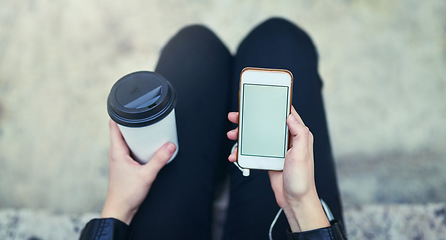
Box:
227 107 329 232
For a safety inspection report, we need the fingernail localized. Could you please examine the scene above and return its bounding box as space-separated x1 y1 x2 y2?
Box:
166 143 176 154
289 114 298 123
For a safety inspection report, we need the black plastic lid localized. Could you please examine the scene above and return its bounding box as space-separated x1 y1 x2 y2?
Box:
107 71 177 127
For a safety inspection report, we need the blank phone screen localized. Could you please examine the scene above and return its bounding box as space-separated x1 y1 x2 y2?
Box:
240 83 289 158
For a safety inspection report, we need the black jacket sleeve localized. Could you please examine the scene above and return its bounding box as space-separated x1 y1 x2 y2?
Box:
286 220 347 240
79 218 129 240
79 218 346 240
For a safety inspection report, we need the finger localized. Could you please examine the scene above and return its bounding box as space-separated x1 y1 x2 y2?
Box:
287 118 293 149
268 170 285 205
228 147 238 162
109 120 130 156
287 114 310 154
308 131 314 160
290 106 306 126
227 127 238 140
143 142 176 178
268 170 283 188
228 112 239 124
288 108 314 158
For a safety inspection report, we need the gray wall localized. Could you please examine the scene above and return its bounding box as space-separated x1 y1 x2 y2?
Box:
0 0 445 214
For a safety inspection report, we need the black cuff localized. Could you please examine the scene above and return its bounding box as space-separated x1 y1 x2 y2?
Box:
79 218 129 240
286 220 346 240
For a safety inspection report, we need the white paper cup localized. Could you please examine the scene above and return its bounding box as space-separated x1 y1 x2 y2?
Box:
107 71 179 164
117 110 178 163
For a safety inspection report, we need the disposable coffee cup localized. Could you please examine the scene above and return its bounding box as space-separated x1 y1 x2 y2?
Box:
107 71 179 164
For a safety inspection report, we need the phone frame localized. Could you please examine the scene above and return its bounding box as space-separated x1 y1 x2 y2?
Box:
237 67 293 171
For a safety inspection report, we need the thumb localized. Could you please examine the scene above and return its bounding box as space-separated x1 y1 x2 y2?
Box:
287 114 299 149
143 142 177 178
287 113 309 153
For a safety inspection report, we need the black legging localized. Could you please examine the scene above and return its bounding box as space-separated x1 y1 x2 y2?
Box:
127 17 343 240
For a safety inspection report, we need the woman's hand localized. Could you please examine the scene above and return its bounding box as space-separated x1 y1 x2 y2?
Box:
101 120 177 225
227 107 329 232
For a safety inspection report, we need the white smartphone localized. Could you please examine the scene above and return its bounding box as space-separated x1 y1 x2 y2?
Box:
237 67 293 171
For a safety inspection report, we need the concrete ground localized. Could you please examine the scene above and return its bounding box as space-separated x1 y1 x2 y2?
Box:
0 0 445 239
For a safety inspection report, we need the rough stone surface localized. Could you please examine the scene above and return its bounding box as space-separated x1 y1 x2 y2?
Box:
1 204 445 240
343 203 446 240
0 209 97 240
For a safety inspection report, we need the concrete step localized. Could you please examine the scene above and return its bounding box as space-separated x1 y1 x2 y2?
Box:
343 203 446 240
1 203 445 240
